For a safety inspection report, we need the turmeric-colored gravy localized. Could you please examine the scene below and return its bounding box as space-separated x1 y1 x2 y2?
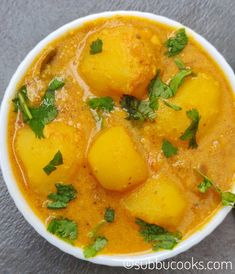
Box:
8 15 235 256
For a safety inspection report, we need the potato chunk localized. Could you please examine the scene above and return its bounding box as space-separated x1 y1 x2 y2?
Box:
154 73 220 141
123 176 187 228
78 26 158 98
15 122 82 195
88 126 148 191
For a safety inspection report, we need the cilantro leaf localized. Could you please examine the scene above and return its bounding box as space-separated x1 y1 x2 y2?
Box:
12 78 64 138
136 218 181 250
47 218 78 241
120 95 156 122
221 192 235 207
88 96 114 112
148 71 174 99
163 100 182 111
169 69 192 95
162 139 178 158
104 207 115 223
83 236 108 258
12 86 33 122
43 150 63 175
165 28 188 57
47 183 77 209
174 57 186 70
195 169 214 193
195 169 235 207
153 232 182 250
88 220 106 239
48 78 65 91
180 109 200 148
90 38 103 54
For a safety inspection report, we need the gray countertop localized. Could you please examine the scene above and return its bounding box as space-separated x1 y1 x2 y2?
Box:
0 0 235 273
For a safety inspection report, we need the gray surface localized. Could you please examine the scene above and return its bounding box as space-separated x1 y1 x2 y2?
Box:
0 0 235 273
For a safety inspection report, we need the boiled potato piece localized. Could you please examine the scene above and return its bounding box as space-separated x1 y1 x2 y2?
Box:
78 26 159 98
88 126 148 191
154 73 220 141
123 176 187 228
15 122 82 195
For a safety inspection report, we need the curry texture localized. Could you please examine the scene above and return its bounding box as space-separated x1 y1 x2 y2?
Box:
8 16 235 255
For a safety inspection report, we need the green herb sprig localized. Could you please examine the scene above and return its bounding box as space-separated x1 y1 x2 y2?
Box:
195 169 235 207
47 183 77 209
43 150 63 175
47 217 78 242
180 109 200 149
136 218 182 250
90 38 103 54
165 28 188 57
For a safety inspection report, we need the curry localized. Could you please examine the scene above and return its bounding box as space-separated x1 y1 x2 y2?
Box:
7 15 235 257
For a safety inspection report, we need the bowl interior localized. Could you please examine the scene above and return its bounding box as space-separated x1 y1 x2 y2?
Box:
0 11 234 267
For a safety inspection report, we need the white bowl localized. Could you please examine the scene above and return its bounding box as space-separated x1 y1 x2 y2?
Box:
0 11 235 267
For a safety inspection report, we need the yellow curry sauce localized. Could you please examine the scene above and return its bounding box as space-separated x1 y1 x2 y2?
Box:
8 16 235 255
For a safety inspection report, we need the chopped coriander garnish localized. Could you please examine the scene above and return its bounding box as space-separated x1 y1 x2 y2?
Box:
162 139 178 158
12 86 33 122
29 78 64 138
12 78 64 138
43 150 63 175
88 96 114 112
90 38 103 54
136 218 182 250
120 95 156 122
83 236 108 258
180 109 200 149
163 100 182 111
47 183 77 209
165 28 188 57
195 169 214 193
88 220 106 239
221 192 235 207
88 207 115 239
148 70 174 99
104 207 115 223
195 169 235 207
48 78 65 91
174 57 186 70
169 69 192 95
47 217 77 241
149 68 192 100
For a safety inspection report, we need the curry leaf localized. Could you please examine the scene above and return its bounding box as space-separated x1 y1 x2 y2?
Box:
180 109 200 148
165 28 188 57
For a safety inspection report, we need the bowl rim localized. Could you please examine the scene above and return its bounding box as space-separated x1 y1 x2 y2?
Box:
0 10 235 267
